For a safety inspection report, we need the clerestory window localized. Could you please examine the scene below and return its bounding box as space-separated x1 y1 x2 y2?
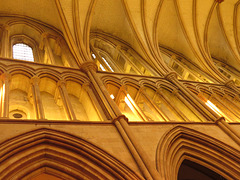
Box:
13 43 34 62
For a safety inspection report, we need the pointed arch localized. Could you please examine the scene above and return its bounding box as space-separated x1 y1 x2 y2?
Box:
0 128 143 180
156 126 240 180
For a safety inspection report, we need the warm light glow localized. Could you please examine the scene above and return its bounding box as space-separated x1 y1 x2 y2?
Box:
123 94 144 121
110 94 115 99
102 57 114 72
1 84 5 114
99 64 106 71
206 100 221 115
92 53 96 59
205 100 230 121
127 94 137 107
124 96 136 113
0 85 2 106
2 84 5 100
13 43 34 61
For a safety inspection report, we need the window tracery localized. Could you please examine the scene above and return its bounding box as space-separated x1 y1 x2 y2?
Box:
161 51 212 82
90 37 156 76
0 18 76 68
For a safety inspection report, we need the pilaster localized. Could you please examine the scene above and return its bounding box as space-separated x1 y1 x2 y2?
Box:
165 72 220 121
81 61 162 179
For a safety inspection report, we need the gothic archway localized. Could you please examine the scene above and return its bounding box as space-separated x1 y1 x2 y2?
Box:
156 126 240 180
0 128 143 180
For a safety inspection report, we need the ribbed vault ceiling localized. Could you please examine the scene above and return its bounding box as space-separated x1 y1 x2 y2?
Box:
0 0 240 82
0 0 61 30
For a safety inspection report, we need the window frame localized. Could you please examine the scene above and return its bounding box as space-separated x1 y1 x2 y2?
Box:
10 34 40 62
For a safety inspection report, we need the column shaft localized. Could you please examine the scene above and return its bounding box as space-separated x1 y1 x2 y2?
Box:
40 33 56 64
80 61 161 180
166 72 219 121
58 80 76 120
1 25 10 58
1 73 10 118
31 77 45 119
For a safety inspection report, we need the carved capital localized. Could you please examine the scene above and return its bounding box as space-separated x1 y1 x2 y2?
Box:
225 80 235 87
39 32 49 50
57 80 66 87
165 72 178 81
41 32 49 39
215 116 225 124
112 114 129 124
2 24 10 31
30 76 40 85
225 80 240 94
80 61 98 73
138 86 146 93
1 73 11 82
82 82 91 90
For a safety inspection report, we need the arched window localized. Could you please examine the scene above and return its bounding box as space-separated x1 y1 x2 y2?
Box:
12 43 34 62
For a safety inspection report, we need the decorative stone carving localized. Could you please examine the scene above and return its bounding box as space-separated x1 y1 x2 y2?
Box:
80 61 98 73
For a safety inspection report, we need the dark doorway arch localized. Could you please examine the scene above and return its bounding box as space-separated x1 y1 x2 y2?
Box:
156 126 240 180
178 159 226 180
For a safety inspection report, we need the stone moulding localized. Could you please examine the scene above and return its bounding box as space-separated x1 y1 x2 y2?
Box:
156 126 240 180
0 128 143 180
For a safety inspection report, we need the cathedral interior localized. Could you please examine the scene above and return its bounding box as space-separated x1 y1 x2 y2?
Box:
0 0 240 179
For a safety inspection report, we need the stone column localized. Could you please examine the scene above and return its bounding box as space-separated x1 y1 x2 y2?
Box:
39 33 56 64
31 76 45 120
57 80 76 120
211 93 240 119
156 89 191 122
80 61 161 180
165 72 220 121
114 117 161 180
166 72 240 145
215 118 240 146
174 90 207 122
53 37 62 56
83 83 107 121
1 73 10 118
140 88 171 121
1 25 10 58
80 61 119 118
